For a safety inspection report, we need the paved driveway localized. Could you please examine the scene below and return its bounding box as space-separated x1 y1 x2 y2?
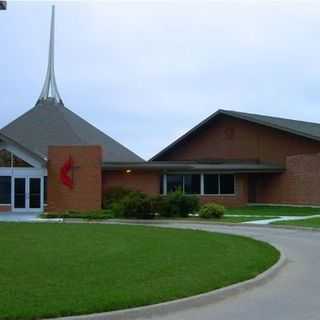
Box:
142 223 320 320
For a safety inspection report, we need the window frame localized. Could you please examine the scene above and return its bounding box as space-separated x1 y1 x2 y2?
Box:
161 173 237 196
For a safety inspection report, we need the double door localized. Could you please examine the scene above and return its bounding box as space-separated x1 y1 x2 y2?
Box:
13 177 43 211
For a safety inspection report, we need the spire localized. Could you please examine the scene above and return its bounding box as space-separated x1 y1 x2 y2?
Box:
37 5 63 104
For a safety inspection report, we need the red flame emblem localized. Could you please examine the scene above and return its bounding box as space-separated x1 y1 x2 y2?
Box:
60 156 74 189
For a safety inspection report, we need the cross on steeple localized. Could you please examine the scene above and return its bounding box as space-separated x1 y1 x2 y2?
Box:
37 5 63 104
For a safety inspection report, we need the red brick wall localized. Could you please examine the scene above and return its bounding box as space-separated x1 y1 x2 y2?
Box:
102 170 160 195
0 206 11 212
47 145 102 212
157 115 320 165
256 153 320 205
102 171 247 208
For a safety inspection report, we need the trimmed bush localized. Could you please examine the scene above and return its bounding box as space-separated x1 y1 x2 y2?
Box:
199 203 225 219
102 187 132 209
117 191 155 219
154 191 200 218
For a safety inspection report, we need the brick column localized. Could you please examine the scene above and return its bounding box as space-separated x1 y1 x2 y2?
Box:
47 145 102 212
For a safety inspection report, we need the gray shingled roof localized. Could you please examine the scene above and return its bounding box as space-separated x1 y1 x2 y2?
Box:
1 99 144 163
151 109 320 160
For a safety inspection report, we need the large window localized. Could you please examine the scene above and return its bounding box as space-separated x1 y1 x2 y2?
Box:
203 174 235 195
184 175 201 194
165 174 201 194
0 176 11 204
204 174 219 194
161 174 235 195
167 175 183 193
220 174 235 194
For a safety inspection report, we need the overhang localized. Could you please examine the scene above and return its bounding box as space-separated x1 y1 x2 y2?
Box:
103 161 285 173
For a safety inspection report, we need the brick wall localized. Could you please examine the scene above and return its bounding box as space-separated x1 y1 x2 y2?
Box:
256 153 320 205
0 205 11 212
47 145 102 212
102 170 247 208
102 170 160 195
157 115 320 165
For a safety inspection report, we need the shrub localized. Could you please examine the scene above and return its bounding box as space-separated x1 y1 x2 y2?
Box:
198 203 225 219
102 187 132 209
116 191 155 219
156 191 200 218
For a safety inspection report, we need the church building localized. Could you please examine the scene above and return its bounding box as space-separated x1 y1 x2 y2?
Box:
2 6 320 213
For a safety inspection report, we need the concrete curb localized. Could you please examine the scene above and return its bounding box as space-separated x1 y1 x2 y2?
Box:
49 230 287 320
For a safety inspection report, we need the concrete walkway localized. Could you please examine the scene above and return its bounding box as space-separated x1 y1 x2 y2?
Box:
242 214 320 225
0 212 62 222
141 223 320 320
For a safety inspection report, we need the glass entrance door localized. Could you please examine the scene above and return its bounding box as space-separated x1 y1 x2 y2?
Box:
14 178 26 209
29 178 41 209
13 177 42 211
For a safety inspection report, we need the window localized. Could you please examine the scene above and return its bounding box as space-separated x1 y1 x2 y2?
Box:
220 174 235 194
43 176 47 204
203 174 235 195
160 175 164 195
13 154 32 167
0 149 32 168
162 173 235 196
163 174 201 195
167 175 183 193
204 174 219 194
0 176 11 204
0 150 12 167
184 175 201 194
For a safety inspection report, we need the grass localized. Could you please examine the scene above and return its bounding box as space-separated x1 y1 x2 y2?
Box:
272 217 320 228
0 223 279 320
226 205 320 217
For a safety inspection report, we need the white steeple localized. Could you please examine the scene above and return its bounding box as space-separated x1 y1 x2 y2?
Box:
38 5 63 104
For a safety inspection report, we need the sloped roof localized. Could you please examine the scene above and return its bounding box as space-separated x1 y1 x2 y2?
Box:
151 109 320 160
1 99 144 163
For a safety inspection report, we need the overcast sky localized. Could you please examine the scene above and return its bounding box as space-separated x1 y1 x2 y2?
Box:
1 1 320 159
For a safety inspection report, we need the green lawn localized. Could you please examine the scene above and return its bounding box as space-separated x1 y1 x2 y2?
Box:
272 217 320 228
0 223 279 320
226 205 320 217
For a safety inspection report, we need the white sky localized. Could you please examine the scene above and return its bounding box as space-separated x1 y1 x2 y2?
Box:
1 1 320 159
